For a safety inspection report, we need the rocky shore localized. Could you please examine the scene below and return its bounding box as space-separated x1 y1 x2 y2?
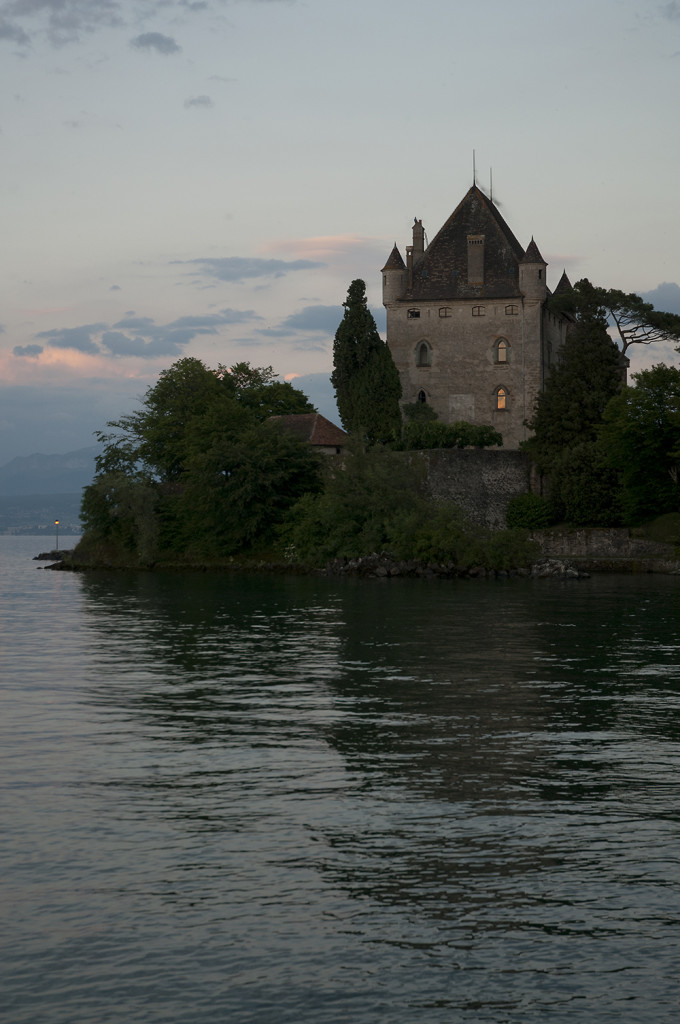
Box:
323 553 589 580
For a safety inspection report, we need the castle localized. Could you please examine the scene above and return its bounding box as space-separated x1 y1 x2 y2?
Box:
382 185 573 449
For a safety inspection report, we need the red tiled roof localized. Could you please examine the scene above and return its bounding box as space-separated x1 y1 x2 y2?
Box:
270 413 348 447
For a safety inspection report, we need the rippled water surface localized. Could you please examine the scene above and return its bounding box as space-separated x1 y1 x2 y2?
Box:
2 536 680 1023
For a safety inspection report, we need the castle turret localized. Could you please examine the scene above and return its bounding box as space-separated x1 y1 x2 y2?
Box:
519 237 548 301
381 244 406 303
553 269 573 296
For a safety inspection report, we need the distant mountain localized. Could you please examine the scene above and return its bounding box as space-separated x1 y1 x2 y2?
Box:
0 446 98 497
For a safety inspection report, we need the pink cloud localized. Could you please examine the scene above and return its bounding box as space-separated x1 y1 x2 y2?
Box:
259 234 381 260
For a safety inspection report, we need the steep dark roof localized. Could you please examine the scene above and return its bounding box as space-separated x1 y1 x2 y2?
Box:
270 412 348 448
522 237 547 264
553 270 573 295
407 185 526 301
381 244 406 272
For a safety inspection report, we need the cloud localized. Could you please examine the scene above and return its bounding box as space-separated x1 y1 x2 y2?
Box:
35 323 107 354
166 309 262 327
661 2 680 20
184 94 213 108
14 308 264 362
0 18 30 45
1 0 125 48
12 344 44 357
261 301 385 337
112 315 156 329
639 281 680 315
275 304 342 334
100 330 187 358
180 256 325 283
130 31 181 55
0 1 294 50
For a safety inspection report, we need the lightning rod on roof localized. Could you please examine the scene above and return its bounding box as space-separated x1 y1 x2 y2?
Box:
472 149 476 186
490 167 493 203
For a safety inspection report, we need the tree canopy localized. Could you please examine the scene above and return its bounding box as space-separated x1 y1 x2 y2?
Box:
600 363 680 523
550 278 680 355
79 358 322 563
331 279 402 444
524 316 624 525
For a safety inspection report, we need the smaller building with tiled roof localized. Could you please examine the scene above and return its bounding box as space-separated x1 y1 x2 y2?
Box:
270 412 348 455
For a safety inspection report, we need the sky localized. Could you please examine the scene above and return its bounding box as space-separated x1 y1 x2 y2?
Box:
1 0 680 465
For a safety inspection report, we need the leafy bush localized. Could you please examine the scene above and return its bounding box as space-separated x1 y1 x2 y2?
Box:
401 420 502 451
505 493 553 530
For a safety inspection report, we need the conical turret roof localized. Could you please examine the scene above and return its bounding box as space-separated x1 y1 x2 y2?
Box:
381 244 406 272
522 237 547 264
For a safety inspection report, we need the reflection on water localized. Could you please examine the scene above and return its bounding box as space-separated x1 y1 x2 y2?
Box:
2 536 680 1023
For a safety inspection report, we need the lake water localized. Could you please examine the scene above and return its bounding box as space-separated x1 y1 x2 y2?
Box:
2 535 680 1023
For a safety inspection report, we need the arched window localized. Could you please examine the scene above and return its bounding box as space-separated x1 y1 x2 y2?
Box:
417 390 427 404
472 305 485 317
495 338 509 364
407 308 421 319
505 304 519 316
439 307 452 318
496 387 508 411
416 341 431 367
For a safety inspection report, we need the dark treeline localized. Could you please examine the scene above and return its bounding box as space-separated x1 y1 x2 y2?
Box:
74 276 680 571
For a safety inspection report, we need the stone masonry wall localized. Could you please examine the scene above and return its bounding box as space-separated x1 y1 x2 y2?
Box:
419 449 531 529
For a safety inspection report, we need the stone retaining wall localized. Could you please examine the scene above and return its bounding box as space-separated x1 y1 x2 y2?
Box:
531 527 680 573
419 448 531 529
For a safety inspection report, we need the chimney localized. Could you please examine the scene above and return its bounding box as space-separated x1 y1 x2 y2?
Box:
412 218 425 258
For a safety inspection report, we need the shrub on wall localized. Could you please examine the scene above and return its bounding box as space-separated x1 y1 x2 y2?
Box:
401 420 503 450
506 492 553 530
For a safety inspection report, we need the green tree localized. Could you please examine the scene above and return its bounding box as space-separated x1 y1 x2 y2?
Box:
331 279 402 444
525 316 624 524
601 364 680 523
550 278 680 356
527 317 623 454
219 361 315 419
80 358 322 563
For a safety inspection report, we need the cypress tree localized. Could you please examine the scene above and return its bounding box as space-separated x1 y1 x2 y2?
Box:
331 279 402 444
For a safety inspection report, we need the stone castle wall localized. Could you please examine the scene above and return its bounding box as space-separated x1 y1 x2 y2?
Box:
418 448 531 529
386 299 569 450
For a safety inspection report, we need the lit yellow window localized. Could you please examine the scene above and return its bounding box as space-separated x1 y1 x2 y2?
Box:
496 387 507 410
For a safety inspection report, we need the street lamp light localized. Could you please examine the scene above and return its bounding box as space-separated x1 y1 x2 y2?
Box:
55 520 59 552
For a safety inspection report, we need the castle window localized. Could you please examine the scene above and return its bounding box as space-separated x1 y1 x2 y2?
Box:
505 304 519 316
407 308 421 319
496 387 508 411
416 341 432 367
472 305 485 317
495 338 509 364
417 390 427 404
439 307 451 318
